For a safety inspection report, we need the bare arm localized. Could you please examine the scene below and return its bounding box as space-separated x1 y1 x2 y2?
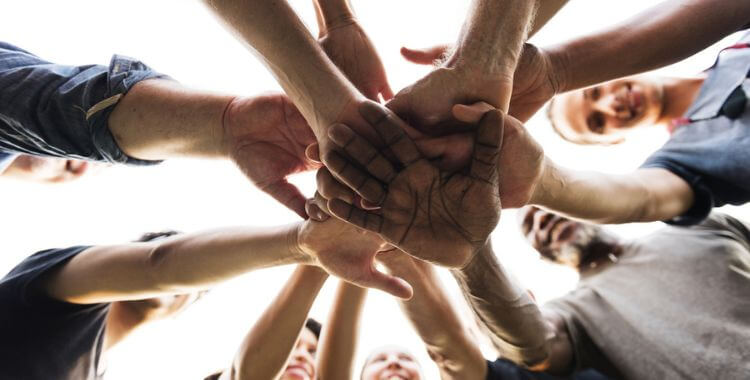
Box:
551 0 750 93
381 252 486 380
202 0 361 138
532 160 695 224
451 242 551 370
41 224 308 304
228 266 328 380
316 281 368 379
387 0 541 134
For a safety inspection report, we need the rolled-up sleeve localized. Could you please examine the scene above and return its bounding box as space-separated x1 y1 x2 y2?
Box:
0 41 170 165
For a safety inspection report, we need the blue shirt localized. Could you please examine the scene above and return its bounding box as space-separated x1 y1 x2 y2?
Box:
0 41 168 165
641 32 750 225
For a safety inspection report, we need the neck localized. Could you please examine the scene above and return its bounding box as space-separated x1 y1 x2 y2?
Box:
657 76 705 123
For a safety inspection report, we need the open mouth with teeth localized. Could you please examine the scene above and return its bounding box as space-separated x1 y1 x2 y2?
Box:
618 83 644 125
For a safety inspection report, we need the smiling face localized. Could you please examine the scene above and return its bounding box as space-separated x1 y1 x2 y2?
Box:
549 76 665 145
361 346 422 380
517 206 619 270
279 328 318 380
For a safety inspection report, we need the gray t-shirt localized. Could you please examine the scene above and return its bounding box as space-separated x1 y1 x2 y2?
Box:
545 213 750 380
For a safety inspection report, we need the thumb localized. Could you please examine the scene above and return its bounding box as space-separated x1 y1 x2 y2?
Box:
400 45 450 65
264 180 309 219
469 110 504 186
358 264 414 299
452 102 495 123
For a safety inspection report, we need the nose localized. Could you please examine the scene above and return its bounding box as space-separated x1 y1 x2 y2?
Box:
592 92 624 117
386 358 403 369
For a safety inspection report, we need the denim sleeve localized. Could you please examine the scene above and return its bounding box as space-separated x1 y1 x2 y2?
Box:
0 41 171 165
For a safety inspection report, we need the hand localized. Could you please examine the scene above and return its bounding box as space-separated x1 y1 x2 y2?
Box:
508 44 561 122
450 103 546 209
297 196 413 299
389 46 512 134
315 100 476 206
320 19 393 101
321 101 503 269
223 94 321 218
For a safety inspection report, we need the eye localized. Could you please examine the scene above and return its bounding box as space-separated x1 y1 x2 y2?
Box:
586 112 605 134
398 355 414 362
591 87 601 100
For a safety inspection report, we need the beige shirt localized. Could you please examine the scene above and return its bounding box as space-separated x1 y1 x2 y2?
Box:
546 213 750 380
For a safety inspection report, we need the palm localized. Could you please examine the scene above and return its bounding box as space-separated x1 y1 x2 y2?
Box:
377 161 501 268
324 101 504 268
224 94 320 218
298 212 412 298
509 44 558 122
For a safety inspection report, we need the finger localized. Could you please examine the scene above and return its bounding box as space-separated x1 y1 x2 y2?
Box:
328 123 397 183
322 150 387 205
380 83 395 101
400 45 449 65
452 102 495 123
305 143 321 163
364 87 381 102
264 180 309 219
470 109 504 185
305 196 329 222
359 100 421 166
359 266 414 299
414 132 473 172
316 167 356 204
328 198 384 233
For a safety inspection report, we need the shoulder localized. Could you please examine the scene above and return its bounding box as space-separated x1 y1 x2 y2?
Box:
1 246 92 306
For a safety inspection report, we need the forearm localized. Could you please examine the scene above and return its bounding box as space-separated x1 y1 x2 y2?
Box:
203 0 361 136
316 281 367 380
108 79 232 160
232 266 328 379
450 0 539 82
45 223 313 304
550 0 750 93
530 160 693 224
451 242 549 368
385 256 486 379
148 224 311 292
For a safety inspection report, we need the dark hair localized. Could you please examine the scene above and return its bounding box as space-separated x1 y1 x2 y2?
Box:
305 318 322 339
134 230 181 243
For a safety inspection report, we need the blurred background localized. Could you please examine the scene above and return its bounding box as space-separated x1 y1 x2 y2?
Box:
0 1 747 378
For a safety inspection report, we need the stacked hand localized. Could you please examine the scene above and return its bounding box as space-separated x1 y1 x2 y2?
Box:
398 43 561 123
319 19 393 102
318 101 504 269
297 196 413 299
223 94 321 219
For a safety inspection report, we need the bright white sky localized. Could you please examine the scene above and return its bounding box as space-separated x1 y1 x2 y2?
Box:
1 1 748 379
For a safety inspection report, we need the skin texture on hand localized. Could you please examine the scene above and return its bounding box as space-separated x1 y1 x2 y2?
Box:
223 94 321 218
322 101 504 269
319 19 394 101
387 65 511 135
297 199 413 299
399 43 561 123
509 44 561 122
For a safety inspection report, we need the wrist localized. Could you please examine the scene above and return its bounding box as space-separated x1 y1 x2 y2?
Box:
544 44 571 94
288 223 318 266
528 157 560 207
318 0 356 33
